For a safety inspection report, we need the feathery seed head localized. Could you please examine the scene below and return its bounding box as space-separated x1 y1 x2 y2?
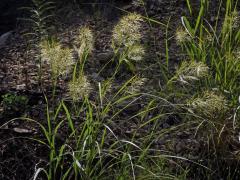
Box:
176 61 209 84
75 26 94 57
175 27 191 44
112 13 143 48
127 44 145 61
40 39 73 76
188 91 227 117
127 76 148 94
68 75 92 101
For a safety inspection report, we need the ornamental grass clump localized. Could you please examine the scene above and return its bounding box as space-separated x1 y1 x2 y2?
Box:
68 75 92 101
40 39 73 77
179 1 240 105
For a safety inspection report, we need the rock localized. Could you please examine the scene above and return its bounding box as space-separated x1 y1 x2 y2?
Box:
13 127 32 134
0 31 13 47
16 84 26 90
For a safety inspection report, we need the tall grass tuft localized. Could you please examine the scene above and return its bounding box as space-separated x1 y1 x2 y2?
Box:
180 0 240 105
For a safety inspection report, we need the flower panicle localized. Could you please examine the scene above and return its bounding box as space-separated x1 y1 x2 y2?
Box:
112 13 143 48
188 91 227 117
175 27 191 44
127 76 148 94
127 44 145 61
40 39 73 76
75 26 94 57
68 75 92 101
176 61 209 84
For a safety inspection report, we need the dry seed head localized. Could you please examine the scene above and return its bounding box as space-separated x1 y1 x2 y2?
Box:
127 77 148 94
127 44 145 61
112 13 143 48
75 26 94 57
68 75 92 101
40 39 73 76
177 61 209 84
175 27 191 44
188 91 227 117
